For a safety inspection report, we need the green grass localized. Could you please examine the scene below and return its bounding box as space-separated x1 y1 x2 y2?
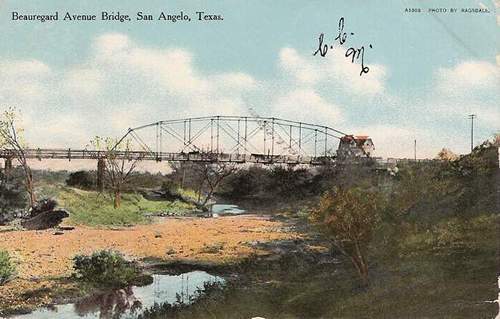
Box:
175 187 199 202
37 184 195 227
0 250 15 285
329 212 500 318
140 212 499 319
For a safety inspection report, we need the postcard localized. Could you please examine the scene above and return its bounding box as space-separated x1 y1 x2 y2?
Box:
0 1 499 318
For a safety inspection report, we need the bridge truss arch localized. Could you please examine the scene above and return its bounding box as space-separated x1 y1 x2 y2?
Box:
117 116 348 164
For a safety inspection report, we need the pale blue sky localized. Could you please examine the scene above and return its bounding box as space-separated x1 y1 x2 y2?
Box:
0 0 498 158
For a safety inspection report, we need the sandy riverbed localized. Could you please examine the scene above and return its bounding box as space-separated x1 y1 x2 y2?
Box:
0 215 297 314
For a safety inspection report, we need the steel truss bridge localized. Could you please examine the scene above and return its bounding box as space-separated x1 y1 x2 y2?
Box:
0 116 348 165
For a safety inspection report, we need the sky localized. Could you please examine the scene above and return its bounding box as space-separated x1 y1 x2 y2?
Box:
0 0 498 159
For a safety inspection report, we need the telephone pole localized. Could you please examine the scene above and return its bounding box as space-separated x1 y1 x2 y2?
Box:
414 139 417 161
468 114 476 152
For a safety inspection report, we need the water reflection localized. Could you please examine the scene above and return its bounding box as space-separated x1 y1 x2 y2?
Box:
74 287 142 318
14 271 224 319
211 204 246 216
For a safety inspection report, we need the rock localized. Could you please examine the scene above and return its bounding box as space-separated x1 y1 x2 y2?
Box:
53 231 64 235
21 209 69 230
0 209 26 225
57 226 75 231
28 199 58 218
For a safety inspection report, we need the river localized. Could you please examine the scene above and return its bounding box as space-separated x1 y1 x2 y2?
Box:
13 271 224 319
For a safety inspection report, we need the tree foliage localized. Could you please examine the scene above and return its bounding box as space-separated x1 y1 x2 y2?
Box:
0 169 26 223
311 187 385 284
0 107 36 207
90 137 144 208
436 148 458 161
219 165 318 200
168 154 237 208
192 161 236 207
73 250 140 288
66 170 95 190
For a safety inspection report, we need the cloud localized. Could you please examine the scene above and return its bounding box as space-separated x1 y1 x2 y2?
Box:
426 60 500 129
0 33 259 148
93 33 131 58
272 88 343 126
377 59 500 156
278 47 388 96
0 60 52 105
436 60 499 95
1 33 496 159
1 35 360 151
354 124 438 159
63 68 104 96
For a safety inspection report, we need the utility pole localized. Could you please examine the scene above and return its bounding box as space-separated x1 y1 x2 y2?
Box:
468 114 476 152
414 139 417 161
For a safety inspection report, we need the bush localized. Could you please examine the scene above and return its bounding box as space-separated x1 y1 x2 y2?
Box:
311 187 385 284
220 166 315 199
0 250 15 285
0 169 27 224
66 171 95 190
73 250 140 288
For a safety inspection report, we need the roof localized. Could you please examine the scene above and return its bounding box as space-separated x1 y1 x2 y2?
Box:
340 135 355 142
354 136 371 147
340 135 372 146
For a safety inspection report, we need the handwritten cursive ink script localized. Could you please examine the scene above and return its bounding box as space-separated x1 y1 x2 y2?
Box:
313 17 373 76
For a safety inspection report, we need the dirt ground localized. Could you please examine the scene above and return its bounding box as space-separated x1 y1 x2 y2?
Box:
0 215 297 314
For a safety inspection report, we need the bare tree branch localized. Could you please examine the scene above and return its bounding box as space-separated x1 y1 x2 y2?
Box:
0 107 36 207
90 137 144 208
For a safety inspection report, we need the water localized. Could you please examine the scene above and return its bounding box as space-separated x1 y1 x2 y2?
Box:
13 271 224 319
211 204 246 217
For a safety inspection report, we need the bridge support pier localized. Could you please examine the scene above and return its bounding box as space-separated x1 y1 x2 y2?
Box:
97 158 105 192
4 158 12 176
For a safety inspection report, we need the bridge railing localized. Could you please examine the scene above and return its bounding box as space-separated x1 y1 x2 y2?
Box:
0 148 338 165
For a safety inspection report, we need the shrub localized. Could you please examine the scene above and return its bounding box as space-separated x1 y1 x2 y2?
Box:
311 187 385 285
161 179 177 194
66 171 95 190
73 250 140 288
0 250 15 285
200 242 224 254
0 169 26 224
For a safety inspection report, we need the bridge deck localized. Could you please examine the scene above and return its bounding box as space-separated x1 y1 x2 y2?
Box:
0 149 334 165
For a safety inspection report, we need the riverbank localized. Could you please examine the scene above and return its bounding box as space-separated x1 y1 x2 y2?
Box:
0 214 300 315
136 212 499 319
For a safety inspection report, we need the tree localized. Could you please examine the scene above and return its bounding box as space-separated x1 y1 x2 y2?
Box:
493 133 500 147
66 170 95 190
0 107 36 207
219 166 270 199
168 154 238 209
192 160 237 208
436 148 458 161
311 187 385 285
90 137 143 209
266 166 313 199
0 168 26 224
168 161 197 190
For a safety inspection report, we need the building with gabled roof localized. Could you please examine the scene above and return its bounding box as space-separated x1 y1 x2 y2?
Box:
337 135 375 159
